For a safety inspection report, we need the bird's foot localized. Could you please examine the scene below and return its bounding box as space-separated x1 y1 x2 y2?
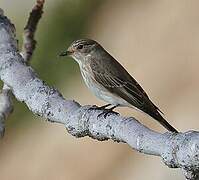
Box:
88 104 119 118
97 105 119 118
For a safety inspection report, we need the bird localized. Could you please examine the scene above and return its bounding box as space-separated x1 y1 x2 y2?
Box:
59 38 178 133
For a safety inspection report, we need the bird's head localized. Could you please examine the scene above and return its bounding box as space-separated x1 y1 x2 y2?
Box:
59 39 101 64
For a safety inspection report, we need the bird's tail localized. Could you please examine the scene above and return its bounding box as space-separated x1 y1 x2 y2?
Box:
155 114 178 133
144 106 178 133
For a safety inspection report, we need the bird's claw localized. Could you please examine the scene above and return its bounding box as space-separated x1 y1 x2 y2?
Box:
88 105 98 110
97 109 119 118
88 104 119 118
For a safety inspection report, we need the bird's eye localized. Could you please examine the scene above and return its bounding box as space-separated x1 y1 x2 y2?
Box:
77 44 83 50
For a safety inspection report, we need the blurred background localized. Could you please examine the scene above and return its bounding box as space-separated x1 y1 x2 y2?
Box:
0 0 199 179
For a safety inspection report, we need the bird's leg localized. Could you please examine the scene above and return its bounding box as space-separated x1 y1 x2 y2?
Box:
98 105 119 118
97 104 112 110
89 104 111 110
108 105 119 111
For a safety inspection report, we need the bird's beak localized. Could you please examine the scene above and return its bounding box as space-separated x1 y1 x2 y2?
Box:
59 50 71 57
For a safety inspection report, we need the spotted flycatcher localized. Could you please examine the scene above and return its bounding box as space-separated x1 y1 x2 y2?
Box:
60 39 178 133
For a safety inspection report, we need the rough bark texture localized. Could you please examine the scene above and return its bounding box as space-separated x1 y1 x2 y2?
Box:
0 0 44 137
0 84 13 137
21 0 44 63
0 3 198 180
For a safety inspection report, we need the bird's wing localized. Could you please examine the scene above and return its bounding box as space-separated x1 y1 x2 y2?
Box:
92 68 147 108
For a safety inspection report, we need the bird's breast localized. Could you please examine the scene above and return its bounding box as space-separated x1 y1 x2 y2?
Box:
80 66 130 106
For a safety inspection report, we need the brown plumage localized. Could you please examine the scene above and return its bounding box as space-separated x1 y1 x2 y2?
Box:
60 39 178 133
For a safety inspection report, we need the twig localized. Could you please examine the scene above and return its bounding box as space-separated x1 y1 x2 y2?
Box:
21 0 44 62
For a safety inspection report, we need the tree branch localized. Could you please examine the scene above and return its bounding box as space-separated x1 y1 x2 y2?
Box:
21 0 44 62
0 9 16 137
0 84 13 137
0 0 44 137
0 4 198 180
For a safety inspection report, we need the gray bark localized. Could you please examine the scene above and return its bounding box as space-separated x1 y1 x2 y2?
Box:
0 0 44 137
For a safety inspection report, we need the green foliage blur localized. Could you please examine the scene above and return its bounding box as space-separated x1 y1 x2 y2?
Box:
6 0 104 128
